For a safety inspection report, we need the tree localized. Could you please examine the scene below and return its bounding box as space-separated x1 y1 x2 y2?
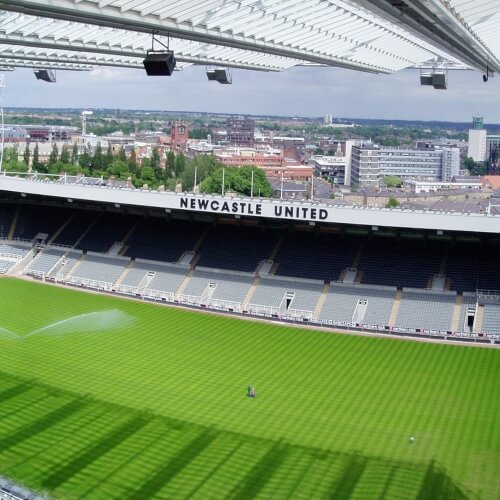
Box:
386 197 400 208
118 146 127 162
462 156 486 176
106 160 129 179
78 151 91 170
174 152 186 177
23 144 30 167
92 142 103 171
104 143 114 168
166 151 176 178
200 166 272 197
151 147 161 170
32 143 43 171
60 144 70 165
314 148 324 156
128 149 137 174
71 142 78 164
138 166 156 186
180 155 221 191
48 143 59 167
382 175 402 188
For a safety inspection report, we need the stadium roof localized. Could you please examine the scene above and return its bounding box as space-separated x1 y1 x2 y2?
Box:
3 0 497 76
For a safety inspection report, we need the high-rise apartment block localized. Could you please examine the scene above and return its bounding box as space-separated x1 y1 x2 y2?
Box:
226 117 255 147
467 116 487 162
351 144 459 187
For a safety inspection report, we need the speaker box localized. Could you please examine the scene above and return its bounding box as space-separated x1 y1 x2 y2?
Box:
420 74 433 86
34 69 56 82
214 68 232 84
206 69 217 81
143 51 176 76
432 73 447 89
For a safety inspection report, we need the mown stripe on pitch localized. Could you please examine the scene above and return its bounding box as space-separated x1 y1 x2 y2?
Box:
0 399 85 452
42 416 148 490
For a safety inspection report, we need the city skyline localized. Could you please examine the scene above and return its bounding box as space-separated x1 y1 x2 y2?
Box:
2 64 500 123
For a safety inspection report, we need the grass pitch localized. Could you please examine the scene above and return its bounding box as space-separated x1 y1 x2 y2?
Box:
0 278 498 499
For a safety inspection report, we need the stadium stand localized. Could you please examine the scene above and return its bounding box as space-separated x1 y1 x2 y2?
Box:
274 231 358 281
395 290 456 331
358 238 441 289
1 202 498 339
0 260 14 274
183 268 254 307
196 225 277 272
0 205 15 238
143 264 189 299
66 253 129 288
248 276 323 317
76 213 133 253
25 248 66 277
52 210 98 247
53 250 83 280
456 294 477 334
12 205 69 241
482 303 500 335
124 218 203 262
320 284 395 325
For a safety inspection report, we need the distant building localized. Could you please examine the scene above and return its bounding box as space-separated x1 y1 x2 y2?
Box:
487 135 500 174
171 121 188 151
324 114 333 125
313 156 347 184
226 117 255 147
351 144 460 187
467 116 487 162
3 127 27 143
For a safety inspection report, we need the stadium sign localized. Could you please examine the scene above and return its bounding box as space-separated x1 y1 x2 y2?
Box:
179 197 328 220
1 175 500 234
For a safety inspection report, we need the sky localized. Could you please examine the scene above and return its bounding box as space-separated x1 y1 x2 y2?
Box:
3 64 500 123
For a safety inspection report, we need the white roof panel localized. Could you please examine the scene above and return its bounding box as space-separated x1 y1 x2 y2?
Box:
0 1 496 75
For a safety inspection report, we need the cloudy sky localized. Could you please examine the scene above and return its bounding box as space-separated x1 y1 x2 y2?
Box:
3 64 500 123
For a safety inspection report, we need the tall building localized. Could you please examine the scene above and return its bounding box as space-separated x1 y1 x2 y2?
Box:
350 144 380 187
487 135 500 174
351 145 460 187
467 116 487 162
226 117 255 147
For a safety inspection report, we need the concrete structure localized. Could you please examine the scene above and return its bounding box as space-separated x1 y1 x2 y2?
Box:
226 117 255 147
351 144 460 188
1 174 500 234
487 135 500 174
468 116 487 162
351 144 380 188
405 180 482 194
313 156 347 184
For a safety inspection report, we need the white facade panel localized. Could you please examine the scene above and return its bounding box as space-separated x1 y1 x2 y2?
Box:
1 175 499 234
468 129 487 162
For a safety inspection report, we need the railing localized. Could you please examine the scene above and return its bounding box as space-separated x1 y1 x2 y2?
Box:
116 284 140 295
64 276 113 291
142 289 175 301
244 303 280 316
206 298 241 311
177 293 201 305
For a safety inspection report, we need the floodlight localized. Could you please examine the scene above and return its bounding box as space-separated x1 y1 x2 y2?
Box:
143 51 176 76
34 69 56 83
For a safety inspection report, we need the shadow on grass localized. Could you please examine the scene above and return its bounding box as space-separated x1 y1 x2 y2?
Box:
0 371 479 500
